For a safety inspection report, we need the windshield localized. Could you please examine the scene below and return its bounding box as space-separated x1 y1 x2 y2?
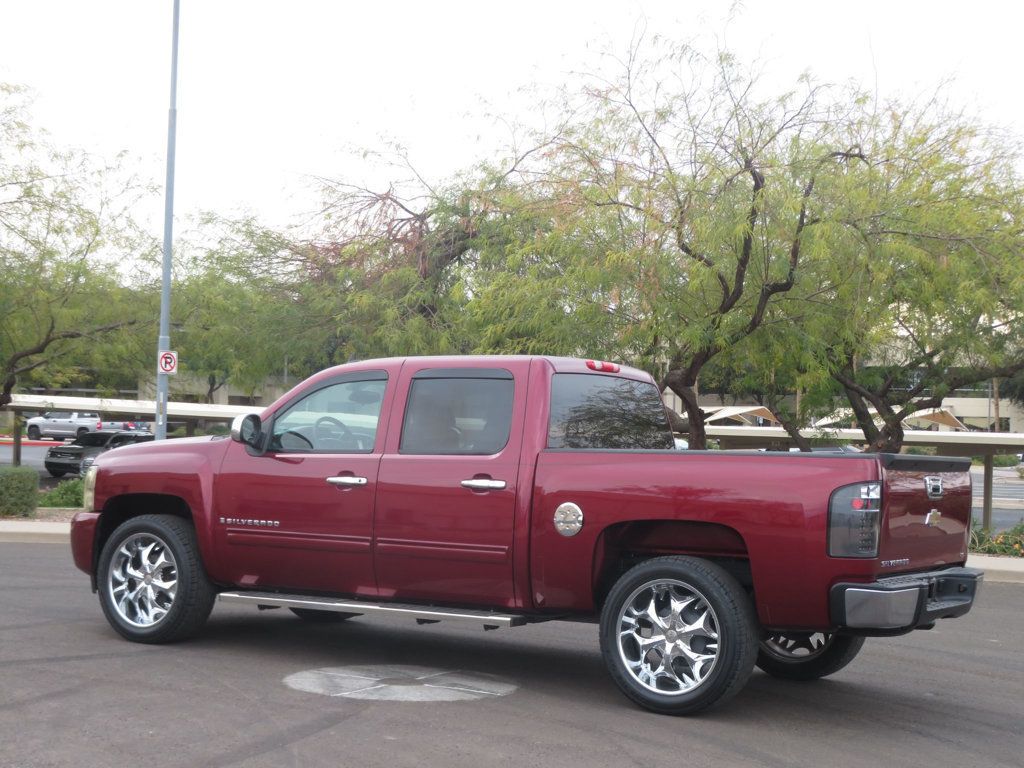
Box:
73 433 113 448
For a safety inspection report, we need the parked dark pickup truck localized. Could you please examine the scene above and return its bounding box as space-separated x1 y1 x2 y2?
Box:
71 356 982 714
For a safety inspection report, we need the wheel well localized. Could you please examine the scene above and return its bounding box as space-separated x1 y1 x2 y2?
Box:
92 494 194 588
592 520 752 609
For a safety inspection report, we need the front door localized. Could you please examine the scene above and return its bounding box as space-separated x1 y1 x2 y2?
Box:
374 362 527 608
213 371 392 595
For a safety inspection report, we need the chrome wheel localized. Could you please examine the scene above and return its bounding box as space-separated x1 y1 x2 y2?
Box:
107 533 178 628
760 632 833 661
616 578 720 695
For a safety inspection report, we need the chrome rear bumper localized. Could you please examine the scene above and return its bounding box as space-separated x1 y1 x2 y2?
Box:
830 567 983 635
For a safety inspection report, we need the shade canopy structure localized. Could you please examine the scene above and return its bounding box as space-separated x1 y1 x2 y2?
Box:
813 406 970 432
702 405 780 426
4 393 259 421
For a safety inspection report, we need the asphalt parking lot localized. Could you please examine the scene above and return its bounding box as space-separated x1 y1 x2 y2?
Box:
1 543 1021 768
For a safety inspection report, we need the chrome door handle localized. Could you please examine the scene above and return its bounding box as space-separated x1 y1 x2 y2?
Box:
326 476 368 486
460 478 506 491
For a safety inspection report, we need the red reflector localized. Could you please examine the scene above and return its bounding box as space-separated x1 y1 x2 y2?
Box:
585 359 621 373
851 497 865 510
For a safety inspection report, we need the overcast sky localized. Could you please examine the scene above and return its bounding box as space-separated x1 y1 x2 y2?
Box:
2 0 1023 234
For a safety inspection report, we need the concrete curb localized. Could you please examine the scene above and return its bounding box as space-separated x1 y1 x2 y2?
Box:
1 518 1023 584
0 437 61 447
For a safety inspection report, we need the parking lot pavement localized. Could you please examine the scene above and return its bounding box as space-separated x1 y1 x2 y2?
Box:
1 543 1022 768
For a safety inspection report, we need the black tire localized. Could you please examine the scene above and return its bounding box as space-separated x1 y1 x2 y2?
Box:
47 470 66 478
289 608 360 623
599 556 758 715
76 427 89 438
97 514 216 644
27 426 40 440
756 632 865 681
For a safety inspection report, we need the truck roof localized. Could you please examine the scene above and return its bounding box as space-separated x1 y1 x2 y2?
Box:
306 355 655 383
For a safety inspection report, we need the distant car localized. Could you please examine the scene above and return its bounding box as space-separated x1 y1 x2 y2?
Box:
26 411 103 440
44 430 153 477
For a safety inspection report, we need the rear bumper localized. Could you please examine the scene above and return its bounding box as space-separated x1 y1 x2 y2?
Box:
830 567 983 636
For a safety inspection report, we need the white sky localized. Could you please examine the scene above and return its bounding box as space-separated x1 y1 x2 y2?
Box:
2 0 1023 234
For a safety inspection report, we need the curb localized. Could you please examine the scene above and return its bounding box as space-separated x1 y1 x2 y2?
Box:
0 520 71 544
0 438 58 447
1 519 1023 584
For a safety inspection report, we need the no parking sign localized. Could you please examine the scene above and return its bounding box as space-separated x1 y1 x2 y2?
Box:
158 350 178 375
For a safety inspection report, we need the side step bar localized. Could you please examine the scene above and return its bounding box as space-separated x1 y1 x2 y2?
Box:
218 591 529 630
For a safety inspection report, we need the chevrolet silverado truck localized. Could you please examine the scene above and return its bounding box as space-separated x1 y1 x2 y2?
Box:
70 356 982 715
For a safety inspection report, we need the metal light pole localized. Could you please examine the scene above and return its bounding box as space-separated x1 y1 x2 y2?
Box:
155 0 181 440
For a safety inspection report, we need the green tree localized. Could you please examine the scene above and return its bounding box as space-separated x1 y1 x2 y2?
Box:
0 85 152 409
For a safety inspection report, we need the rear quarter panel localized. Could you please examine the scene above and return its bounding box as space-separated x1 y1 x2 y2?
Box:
531 451 884 629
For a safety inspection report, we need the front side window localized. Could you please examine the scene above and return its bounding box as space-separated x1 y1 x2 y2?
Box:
548 374 674 450
400 375 514 455
271 378 386 453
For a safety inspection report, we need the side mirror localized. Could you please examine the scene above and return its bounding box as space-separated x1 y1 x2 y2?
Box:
231 413 263 448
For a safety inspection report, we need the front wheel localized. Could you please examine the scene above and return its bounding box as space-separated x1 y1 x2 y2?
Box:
27 426 40 440
599 556 758 715
97 514 215 643
756 632 865 681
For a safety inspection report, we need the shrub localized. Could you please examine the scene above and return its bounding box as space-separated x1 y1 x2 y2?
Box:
970 522 1024 557
0 467 39 517
992 454 1020 468
37 477 84 508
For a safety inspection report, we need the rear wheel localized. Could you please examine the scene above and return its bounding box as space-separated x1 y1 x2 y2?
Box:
98 514 215 643
756 632 865 681
599 556 758 715
76 427 89 438
289 608 360 623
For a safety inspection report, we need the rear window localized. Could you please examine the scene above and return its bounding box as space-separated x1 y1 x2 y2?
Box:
548 374 674 450
400 375 514 455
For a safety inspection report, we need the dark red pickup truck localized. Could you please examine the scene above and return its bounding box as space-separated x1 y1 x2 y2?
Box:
71 356 982 714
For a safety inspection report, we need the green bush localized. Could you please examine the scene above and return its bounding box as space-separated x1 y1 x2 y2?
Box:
37 477 84 508
971 454 1021 467
970 522 1024 557
903 446 936 456
0 467 39 517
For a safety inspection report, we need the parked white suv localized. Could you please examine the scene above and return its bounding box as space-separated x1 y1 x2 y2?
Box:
25 411 104 440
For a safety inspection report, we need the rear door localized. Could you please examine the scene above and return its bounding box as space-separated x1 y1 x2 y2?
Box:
373 362 527 607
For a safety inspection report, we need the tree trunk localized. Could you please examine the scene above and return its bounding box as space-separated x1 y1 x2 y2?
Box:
665 370 707 449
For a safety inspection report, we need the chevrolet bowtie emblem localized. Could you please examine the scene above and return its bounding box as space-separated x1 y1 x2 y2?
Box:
924 509 943 527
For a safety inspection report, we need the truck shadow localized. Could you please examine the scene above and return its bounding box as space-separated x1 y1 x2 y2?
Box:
192 609 1020 749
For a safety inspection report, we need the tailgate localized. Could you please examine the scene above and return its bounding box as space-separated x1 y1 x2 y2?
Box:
879 455 971 570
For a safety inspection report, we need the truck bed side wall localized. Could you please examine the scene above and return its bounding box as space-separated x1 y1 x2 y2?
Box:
531 451 883 629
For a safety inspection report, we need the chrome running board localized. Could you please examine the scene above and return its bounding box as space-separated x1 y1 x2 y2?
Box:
218 591 528 630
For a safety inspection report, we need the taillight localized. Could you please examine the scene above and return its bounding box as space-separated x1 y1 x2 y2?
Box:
96 421 102 430
828 482 882 558
585 359 621 373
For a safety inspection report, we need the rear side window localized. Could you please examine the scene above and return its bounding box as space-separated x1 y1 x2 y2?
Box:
548 374 674 450
401 375 514 455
